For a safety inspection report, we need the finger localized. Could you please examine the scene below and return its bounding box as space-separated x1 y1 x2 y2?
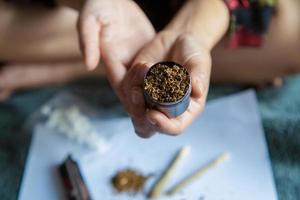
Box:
126 62 152 89
129 86 145 118
131 118 156 138
171 34 211 99
125 62 152 118
125 63 157 138
78 15 101 70
146 99 204 135
132 31 178 66
102 51 127 94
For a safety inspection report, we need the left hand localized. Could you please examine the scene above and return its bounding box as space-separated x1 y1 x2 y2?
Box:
119 30 212 137
77 0 155 72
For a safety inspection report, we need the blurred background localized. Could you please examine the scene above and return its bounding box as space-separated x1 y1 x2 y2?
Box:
0 0 299 200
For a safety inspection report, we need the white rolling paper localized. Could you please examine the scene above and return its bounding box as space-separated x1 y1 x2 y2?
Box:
18 90 278 200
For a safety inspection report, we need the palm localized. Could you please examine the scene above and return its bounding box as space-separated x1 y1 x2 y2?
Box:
99 0 155 66
79 0 155 69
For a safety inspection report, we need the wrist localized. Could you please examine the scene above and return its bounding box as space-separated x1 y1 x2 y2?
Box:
159 29 212 54
165 0 230 50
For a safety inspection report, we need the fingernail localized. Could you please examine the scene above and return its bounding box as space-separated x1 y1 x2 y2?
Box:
131 89 142 105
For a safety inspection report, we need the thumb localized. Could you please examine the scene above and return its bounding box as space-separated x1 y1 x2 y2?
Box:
171 33 211 99
78 15 101 71
125 62 152 117
183 52 211 99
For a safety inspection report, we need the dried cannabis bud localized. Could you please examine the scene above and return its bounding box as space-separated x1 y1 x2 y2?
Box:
144 63 190 103
111 169 148 194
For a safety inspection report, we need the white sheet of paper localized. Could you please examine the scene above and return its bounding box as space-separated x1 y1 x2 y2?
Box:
18 90 278 200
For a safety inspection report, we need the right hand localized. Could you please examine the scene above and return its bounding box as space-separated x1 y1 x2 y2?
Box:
119 31 212 138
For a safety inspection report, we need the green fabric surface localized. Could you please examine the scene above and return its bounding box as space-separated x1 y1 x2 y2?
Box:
0 77 299 200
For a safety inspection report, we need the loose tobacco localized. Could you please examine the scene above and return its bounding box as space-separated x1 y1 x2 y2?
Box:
111 169 148 194
144 63 190 103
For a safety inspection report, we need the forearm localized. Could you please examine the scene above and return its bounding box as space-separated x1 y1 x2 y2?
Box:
166 0 230 50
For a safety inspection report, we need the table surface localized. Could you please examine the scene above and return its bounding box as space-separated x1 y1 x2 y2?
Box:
0 78 300 200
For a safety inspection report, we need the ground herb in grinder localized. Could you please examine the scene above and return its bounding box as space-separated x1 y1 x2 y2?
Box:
143 61 191 118
144 62 190 103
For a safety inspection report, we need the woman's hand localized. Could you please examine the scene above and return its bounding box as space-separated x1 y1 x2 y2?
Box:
76 0 227 138
119 30 212 137
120 0 228 137
77 0 155 71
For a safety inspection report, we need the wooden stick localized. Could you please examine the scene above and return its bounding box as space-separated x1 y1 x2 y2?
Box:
167 152 230 196
148 145 191 199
